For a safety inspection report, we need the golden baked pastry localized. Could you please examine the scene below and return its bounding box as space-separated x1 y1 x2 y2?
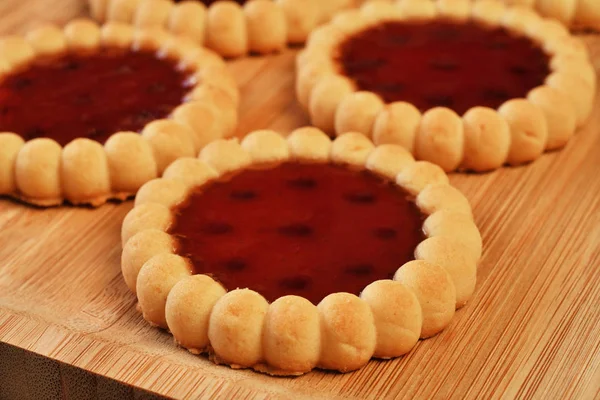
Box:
121 128 482 375
483 0 600 31
0 19 237 207
298 0 596 172
88 0 357 58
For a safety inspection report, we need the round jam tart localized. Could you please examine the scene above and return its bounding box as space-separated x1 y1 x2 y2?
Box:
121 128 482 375
88 0 357 58
298 0 596 172
0 19 238 207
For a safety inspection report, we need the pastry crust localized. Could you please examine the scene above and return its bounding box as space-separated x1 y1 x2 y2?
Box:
244 0 287 54
335 92 385 138
134 178 189 208
136 253 193 328
287 127 332 163
373 102 421 154
134 0 173 29
104 132 158 198
121 202 173 246
527 86 577 150
360 280 422 359
396 161 449 196
415 237 477 308
131 27 170 51
535 0 577 25
316 0 355 25
460 107 511 172
121 228 175 294
64 18 102 51
14 139 62 205
414 107 464 173
296 58 336 112
393 260 455 339
417 183 474 218
331 9 371 35
299 0 595 172
437 0 471 22
423 210 483 263
168 1 207 44
498 99 548 166
99 21 135 47
166 274 227 354
25 25 68 56
360 2 404 22
141 120 197 174
187 84 238 137
490 0 600 31
275 0 319 44
0 134 24 195
398 0 437 21
162 157 218 188
317 293 376 372
501 6 541 33
121 128 481 375
240 129 290 165
366 144 415 180
330 132 375 168
205 2 248 58
208 289 269 368
198 138 252 175
61 139 111 206
88 0 356 58
0 36 35 69
472 0 507 26
171 102 224 151
545 72 595 128
195 64 239 105
0 21 237 207
262 296 321 374
107 0 141 23
309 75 354 134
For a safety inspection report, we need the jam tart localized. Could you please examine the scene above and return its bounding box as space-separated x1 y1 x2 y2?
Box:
121 128 482 375
0 19 238 207
297 0 596 172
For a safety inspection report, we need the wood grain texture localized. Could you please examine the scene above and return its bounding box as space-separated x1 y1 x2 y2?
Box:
1 1 600 399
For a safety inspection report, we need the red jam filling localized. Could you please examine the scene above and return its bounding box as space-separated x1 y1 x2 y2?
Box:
0 49 191 146
170 163 425 304
336 20 550 115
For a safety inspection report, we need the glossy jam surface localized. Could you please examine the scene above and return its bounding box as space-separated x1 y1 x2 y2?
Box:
171 163 425 304
0 49 191 146
337 21 550 114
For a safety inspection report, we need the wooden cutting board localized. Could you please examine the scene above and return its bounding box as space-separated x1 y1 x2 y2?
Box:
1 1 599 399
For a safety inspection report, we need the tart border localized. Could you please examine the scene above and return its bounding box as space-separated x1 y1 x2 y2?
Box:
88 0 357 58
0 18 238 207
493 0 600 31
121 128 482 375
298 0 597 172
